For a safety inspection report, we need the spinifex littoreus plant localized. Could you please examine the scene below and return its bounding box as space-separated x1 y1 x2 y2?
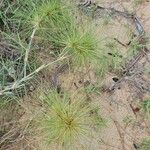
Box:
47 23 100 66
36 90 105 149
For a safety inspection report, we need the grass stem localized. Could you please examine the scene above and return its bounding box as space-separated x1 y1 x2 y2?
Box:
24 27 38 77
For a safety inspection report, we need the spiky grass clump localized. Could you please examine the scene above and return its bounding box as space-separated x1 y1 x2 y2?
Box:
10 0 66 38
63 28 99 65
141 98 150 119
31 0 62 26
30 0 70 35
38 91 104 149
47 23 99 66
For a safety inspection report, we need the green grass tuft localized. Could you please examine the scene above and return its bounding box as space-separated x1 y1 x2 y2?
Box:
37 91 105 148
62 28 99 65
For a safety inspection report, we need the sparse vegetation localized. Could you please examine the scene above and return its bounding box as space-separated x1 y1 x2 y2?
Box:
0 0 150 150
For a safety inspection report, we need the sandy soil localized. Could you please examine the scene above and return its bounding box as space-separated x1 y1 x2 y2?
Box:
0 0 150 150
